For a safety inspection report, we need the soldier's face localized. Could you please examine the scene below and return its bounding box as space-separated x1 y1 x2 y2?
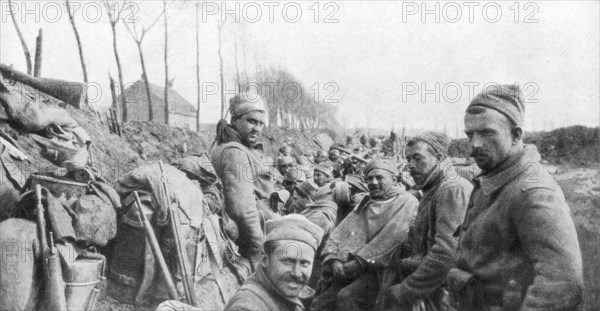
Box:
233 111 265 146
290 190 310 212
366 169 396 198
329 152 340 162
315 153 327 163
263 240 315 299
313 171 329 187
464 108 515 172
405 141 440 186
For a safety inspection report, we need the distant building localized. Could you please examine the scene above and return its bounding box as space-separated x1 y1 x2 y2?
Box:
117 79 197 130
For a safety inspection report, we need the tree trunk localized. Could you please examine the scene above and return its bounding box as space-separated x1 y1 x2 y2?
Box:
111 22 127 122
234 34 240 93
8 0 32 75
163 0 169 125
66 0 88 105
136 42 154 121
218 22 225 119
33 29 42 77
195 2 201 132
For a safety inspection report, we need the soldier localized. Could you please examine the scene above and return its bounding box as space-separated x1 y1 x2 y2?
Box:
313 162 334 187
380 132 473 310
311 159 418 311
275 156 298 190
210 93 274 269
449 85 583 310
315 150 328 164
225 214 325 311
157 215 324 311
288 180 320 215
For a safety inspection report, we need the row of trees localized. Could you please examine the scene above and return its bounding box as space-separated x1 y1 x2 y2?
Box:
7 1 340 132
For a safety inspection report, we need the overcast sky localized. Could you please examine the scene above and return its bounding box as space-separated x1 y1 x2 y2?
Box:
1 1 598 136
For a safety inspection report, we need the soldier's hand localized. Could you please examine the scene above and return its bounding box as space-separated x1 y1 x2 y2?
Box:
331 260 345 279
342 259 362 279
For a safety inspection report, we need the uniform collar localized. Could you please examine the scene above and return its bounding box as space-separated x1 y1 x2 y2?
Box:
474 145 540 196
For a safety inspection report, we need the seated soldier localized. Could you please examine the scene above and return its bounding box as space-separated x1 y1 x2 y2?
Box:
226 214 325 311
275 155 298 190
157 215 324 311
313 162 334 188
311 159 418 311
288 180 319 215
282 169 307 214
314 150 328 164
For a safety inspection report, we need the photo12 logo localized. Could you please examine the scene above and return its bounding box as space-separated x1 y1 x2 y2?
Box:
401 2 539 23
1 1 139 24
201 1 340 23
400 82 539 104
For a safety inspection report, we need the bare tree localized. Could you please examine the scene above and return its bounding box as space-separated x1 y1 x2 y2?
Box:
104 0 128 121
163 0 169 125
33 29 42 77
195 2 201 131
123 5 164 122
217 21 226 119
8 0 32 74
234 33 241 93
66 0 88 103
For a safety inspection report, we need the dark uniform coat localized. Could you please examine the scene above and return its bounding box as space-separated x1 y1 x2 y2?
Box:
453 145 583 310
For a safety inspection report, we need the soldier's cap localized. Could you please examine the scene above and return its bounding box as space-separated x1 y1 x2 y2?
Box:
284 168 306 183
468 84 525 127
410 131 450 156
229 93 266 119
265 214 324 251
364 159 398 177
314 162 334 177
277 155 296 166
295 180 319 198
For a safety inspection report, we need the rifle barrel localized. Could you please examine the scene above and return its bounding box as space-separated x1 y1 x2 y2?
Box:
133 191 179 300
158 161 195 306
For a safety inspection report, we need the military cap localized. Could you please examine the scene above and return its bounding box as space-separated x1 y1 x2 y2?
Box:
364 159 398 176
468 84 525 126
284 168 306 183
265 214 325 251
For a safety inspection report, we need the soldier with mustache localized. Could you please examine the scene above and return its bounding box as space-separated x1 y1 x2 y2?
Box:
225 214 325 311
311 159 418 311
449 85 583 310
378 132 473 310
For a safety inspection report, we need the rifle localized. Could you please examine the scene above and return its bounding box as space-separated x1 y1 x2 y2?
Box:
35 185 67 311
132 191 179 300
158 161 196 306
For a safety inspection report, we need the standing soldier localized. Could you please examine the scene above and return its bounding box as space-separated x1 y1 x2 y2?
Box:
210 93 274 270
380 132 473 310
450 85 583 310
